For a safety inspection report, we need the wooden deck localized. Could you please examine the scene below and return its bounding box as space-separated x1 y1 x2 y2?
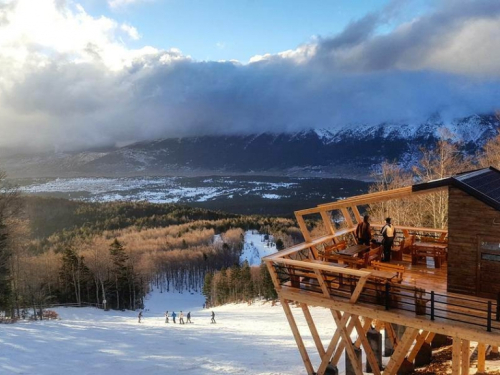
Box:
393 254 447 293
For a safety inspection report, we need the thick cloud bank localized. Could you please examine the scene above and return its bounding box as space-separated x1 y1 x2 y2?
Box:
0 0 499 153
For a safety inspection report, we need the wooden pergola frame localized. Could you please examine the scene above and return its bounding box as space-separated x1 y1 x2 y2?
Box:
263 185 499 375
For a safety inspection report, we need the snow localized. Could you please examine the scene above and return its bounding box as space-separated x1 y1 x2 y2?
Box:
239 231 277 266
1 289 349 375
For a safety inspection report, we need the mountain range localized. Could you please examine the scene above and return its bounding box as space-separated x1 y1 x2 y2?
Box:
2 114 499 179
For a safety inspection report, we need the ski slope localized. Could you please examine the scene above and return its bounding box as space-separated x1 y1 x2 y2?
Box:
1 290 346 375
240 231 277 266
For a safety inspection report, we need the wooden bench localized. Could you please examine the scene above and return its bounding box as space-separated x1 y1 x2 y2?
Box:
370 261 405 283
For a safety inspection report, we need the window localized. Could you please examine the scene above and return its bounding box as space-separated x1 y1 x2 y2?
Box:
480 241 500 252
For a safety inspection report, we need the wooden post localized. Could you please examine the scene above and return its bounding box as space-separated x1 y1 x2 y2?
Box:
280 298 315 375
295 213 311 242
301 303 326 358
351 206 362 223
320 211 336 236
384 328 418 375
461 339 470 375
452 338 461 375
477 343 486 373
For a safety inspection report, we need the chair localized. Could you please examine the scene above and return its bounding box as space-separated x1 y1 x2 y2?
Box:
391 237 405 261
371 261 405 284
362 246 382 268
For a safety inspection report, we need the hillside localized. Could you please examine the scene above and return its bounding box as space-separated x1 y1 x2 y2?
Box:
2 114 498 179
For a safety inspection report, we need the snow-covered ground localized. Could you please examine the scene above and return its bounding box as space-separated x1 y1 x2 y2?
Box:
1 290 347 375
239 231 277 266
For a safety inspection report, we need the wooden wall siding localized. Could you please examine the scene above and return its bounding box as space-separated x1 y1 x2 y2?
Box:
448 187 500 297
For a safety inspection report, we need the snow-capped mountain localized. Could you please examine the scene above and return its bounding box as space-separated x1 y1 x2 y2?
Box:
2 114 498 179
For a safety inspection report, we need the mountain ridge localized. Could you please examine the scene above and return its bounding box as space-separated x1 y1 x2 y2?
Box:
2 114 498 179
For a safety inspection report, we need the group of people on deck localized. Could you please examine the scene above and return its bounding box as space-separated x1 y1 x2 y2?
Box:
355 215 395 262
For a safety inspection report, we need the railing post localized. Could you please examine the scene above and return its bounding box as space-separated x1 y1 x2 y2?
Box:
496 292 500 322
487 301 492 332
385 282 391 311
431 291 435 321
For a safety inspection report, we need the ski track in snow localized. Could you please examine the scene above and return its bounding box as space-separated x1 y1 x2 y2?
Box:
239 231 277 266
0 290 349 375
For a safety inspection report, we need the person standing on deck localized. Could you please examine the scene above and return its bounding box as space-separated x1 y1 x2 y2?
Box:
381 217 395 262
165 311 169 323
355 215 372 246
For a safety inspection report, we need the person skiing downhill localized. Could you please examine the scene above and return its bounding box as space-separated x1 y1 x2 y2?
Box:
172 311 177 323
165 311 169 323
138 311 143 323
179 311 185 324
186 311 192 323
211 311 216 324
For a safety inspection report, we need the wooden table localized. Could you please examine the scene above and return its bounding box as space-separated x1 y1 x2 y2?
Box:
337 244 370 257
411 241 448 268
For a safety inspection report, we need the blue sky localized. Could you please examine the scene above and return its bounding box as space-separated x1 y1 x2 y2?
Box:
79 0 430 62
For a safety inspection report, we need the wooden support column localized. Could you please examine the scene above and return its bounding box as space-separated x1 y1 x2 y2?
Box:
407 330 429 363
317 312 352 374
461 339 470 375
280 298 315 375
320 211 336 236
351 206 362 223
477 343 486 373
301 303 325 358
452 338 462 375
295 213 311 242
352 316 381 375
341 208 354 228
264 260 282 290
425 332 436 344
384 328 418 375
332 312 364 375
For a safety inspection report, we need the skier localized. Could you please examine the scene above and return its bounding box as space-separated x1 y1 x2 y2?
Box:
172 311 177 323
179 311 185 324
138 311 143 323
186 311 192 323
165 311 169 323
211 311 216 324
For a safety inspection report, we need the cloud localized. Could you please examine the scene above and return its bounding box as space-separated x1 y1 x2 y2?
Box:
0 0 499 154
108 0 151 10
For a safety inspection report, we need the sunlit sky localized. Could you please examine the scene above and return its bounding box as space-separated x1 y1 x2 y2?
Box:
78 0 430 62
0 0 499 153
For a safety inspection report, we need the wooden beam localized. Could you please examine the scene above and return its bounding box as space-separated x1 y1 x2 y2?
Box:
351 206 362 223
275 258 372 278
341 207 354 228
354 318 373 348
461 339 470 375
350 275 368 303
320 211 336 236
425 332 436 344
301 303 326 358
352 316 381 375
331 315 357 365
277 287 500 346
264 260 282 290
477 343 486 373
280 298 315 375
264 234 336 260
384 328 419 375
295 213 311 242
407 330 429 362
331 312 364 375
317 312 352 374
452 338 462 375
385 323 399 349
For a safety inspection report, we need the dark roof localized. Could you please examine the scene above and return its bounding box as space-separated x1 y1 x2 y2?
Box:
412 167 500 211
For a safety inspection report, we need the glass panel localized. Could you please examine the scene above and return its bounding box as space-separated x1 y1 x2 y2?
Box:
481 253 500 262
480 241 500 251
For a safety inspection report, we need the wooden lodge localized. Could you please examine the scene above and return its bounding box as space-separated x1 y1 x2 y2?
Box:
263 167 500 375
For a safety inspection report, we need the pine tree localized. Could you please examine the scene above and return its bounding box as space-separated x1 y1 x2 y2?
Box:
0 221 11 312
241 261 254 302
260 262 277 300
109 239 129 310
202 272 213 306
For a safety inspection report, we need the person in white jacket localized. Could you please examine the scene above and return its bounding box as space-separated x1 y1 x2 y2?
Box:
179 311 185 324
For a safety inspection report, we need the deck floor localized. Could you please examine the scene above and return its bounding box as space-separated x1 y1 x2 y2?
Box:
394 254 447 293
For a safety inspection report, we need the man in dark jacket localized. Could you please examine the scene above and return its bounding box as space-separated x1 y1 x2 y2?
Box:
211 311 216 324
355 215 372 245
